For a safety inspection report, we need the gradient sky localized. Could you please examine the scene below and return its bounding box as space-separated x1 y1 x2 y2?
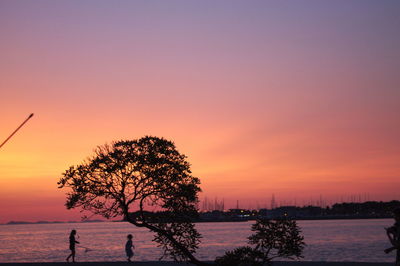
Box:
1 1 399 223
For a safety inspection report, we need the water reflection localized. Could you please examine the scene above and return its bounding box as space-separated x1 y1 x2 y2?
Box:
0 219 395 262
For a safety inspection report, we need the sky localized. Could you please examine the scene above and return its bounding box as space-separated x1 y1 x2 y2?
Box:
0 0 399 223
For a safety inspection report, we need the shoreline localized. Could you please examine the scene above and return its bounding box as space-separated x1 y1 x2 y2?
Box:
0 262 394 266
1 217 393 226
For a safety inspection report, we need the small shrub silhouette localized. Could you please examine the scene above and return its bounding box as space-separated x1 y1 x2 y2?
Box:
215 246 264 266
216 219 305 266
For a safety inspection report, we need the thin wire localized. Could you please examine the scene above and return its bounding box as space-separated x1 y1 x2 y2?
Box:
0 113 34 149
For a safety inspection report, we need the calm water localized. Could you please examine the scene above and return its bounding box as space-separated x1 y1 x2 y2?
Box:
0 219 396 263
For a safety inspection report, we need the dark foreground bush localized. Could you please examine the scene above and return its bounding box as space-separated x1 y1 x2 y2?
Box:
215 219 305 266
215 246 264 266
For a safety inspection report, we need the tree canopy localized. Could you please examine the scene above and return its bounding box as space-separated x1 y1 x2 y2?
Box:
58 136 204 264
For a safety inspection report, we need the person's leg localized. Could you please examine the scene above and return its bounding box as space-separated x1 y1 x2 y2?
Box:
396 248 400 266
71 249 76 263
127 251 133 262
66 250 72 262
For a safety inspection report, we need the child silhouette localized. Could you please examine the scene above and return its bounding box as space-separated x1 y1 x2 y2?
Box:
125 234 135 262
66 230 80 263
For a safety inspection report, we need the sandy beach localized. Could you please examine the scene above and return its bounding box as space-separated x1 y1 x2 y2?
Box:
0 262 394 266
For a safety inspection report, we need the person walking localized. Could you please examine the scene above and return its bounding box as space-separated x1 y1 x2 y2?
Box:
125 234 135 262
66 230 80 263
385 208 400 266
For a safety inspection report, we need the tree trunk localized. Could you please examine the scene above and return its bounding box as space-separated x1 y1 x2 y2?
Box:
126 217 209 266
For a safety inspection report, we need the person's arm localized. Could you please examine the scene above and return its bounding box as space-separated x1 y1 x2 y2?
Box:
387 228 396 246
388 233 400 248
389 236 396 246
385 246 396 253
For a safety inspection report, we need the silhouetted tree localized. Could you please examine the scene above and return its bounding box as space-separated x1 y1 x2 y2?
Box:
216 219 305 266
249 219 305 264
58 136 205 265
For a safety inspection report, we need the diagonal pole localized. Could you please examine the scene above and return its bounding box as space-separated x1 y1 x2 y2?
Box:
0 113 34 150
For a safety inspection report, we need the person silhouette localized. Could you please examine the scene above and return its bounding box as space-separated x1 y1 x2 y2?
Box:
125 234 135 262
385 208 400 265
66 230 80 263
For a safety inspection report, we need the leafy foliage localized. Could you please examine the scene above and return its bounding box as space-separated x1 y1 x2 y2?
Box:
154 221 202 261
58 136 203 264
215 219 305 266
249 219 305 262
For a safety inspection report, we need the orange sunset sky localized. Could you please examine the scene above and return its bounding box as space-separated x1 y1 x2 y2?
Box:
1 1 399 223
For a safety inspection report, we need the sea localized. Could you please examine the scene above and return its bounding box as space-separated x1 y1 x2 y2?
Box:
0 219 396 263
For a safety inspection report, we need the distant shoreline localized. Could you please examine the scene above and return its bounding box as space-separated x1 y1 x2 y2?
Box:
1 217 392 225
3 200 398 225
0 261 393 266
2 220 106 225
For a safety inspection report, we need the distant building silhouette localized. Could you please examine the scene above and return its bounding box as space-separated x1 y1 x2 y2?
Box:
271 194 277 209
